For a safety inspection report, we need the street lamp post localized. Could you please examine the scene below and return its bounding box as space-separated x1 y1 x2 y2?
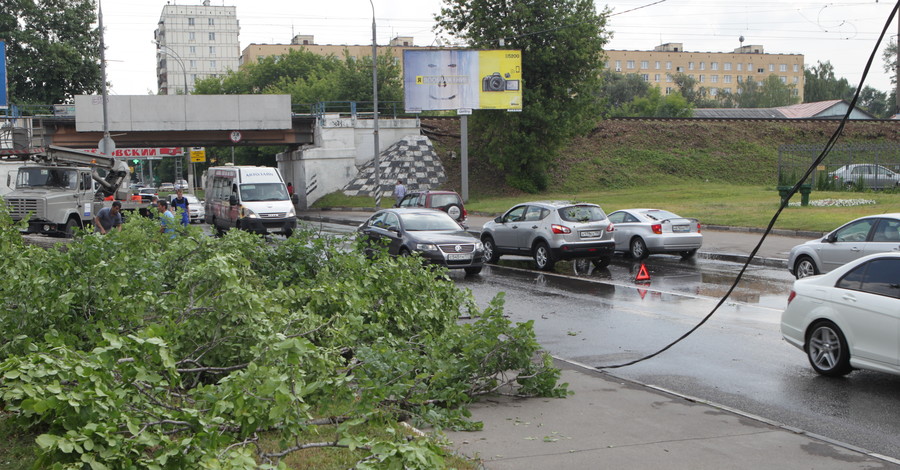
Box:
152 40 195 193
369 0 380 208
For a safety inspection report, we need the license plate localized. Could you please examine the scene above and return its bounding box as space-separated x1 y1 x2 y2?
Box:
672 225 689 233
448 253 472 261
580 231 602 238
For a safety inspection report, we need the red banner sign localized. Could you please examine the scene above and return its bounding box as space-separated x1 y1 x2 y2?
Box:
78 147 183 158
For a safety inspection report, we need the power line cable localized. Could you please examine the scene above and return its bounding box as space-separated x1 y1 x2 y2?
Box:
598 0 899 370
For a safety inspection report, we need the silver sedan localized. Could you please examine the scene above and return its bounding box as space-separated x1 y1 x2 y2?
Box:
607 208 703 259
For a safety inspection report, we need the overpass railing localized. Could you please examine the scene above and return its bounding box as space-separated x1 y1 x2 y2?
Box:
306 101 413 123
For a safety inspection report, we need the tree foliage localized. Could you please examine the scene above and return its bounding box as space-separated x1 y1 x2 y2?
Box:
0 207 566 468
193 48 403 107
610 87 692 118
735 74 799 108
435 0 610 192
884 41 897 88
1 0 102 105
803 61 854 103
595 70 650 113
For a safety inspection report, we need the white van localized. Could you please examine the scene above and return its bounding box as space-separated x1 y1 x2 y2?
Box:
205 165 296 237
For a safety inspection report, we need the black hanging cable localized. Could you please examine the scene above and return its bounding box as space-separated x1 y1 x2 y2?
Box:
599 0 900 370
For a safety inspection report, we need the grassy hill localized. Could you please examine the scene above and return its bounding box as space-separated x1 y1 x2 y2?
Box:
423 118 900 198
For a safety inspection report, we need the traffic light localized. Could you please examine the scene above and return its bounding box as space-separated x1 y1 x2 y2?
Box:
132 159 140 165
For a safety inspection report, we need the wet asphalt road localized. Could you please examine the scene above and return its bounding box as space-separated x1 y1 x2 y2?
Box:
448 256 900 460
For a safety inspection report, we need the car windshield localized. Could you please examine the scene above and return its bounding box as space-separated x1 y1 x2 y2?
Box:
641 210 682 221
400 212 461 231
16 168 78 190
558 205 606 222
431 194 460 207
239 183 289 202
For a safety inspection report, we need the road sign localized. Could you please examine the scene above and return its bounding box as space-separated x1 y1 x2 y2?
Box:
98 136 116 156
190 147 206 162
229 131 242 143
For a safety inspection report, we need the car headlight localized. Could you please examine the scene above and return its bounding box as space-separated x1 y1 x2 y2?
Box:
287 206 296 217
242 207 259 219
416 243 438 251
475 241 484 251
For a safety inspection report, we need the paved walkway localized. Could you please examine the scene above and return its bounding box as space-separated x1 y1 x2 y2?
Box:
297 209 900 469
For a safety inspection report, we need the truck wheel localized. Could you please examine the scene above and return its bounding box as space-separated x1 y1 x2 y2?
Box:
64 218 80 238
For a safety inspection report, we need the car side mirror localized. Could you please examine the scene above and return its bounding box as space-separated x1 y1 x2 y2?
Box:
494 216 503 223
229 195 238 205
824 233 836 243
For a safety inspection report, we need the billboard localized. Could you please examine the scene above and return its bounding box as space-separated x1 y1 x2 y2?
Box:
403 49 522 113
1 40 7 109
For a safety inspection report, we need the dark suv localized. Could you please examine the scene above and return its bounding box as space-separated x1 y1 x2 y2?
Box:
396 190 468 227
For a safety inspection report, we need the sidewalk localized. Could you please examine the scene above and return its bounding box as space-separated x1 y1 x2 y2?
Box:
295 209 899 468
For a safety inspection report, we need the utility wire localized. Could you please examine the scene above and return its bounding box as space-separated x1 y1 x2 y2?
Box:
599 0 899 370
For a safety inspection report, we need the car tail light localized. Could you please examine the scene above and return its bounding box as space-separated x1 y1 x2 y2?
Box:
651 224 662 234
551 224 571 234
607 223 615 232
787 290 796 305
696 222 702 233
463 208 468 220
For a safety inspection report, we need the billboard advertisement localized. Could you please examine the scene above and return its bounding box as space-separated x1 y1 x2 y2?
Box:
1 40 7 109
403 49 522 113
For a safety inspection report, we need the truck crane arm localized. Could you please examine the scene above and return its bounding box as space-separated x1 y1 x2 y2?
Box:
40 145 131 199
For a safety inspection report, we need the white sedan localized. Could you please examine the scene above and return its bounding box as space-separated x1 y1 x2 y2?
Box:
606 208 702 259
781 252 900 377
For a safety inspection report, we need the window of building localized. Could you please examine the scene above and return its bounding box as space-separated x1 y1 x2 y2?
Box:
780 76 787 83
769 64 774 72
675 66 683 72
654 74 660 81
711 62 718 70
641 74 649 81
793 76 799 84
641 60 649 69
208 18 215 26
737 76 743 83
189 60 197 69
189 46 196 54
210 60 217 69
688 62 694 70
736 63 742 71
700 62 706 71
192 74 198 82
793 64 799 72
724 75 732 83
188 32 195 42
666 74 672 82
209 46 216 56
627 60 635 69
711 75 718 83
666 61 672 70
792 89 799 96
655 61 660 70
779 64 786 72
757 67 764 73
665 87 673 94
747 63 753 71
209 32 215 41
710 88 718 96
699 74 705 82
188 18 195 26
615 60 621 71
724 62 732 71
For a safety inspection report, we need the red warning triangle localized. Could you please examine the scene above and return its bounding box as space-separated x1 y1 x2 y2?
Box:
635 263 651 282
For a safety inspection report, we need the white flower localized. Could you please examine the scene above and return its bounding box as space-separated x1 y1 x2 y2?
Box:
788 198 876 208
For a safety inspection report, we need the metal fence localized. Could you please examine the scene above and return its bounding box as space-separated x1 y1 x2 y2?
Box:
777 143 900 191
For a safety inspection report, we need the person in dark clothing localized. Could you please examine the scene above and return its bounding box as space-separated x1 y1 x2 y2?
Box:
93 201 123 234
171 188 190 227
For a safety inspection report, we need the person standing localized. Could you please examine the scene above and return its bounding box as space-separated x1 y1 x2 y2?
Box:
393 179 406 207
171 188 190 227
157 200 176 238
287 182 294 196
93 201 123 234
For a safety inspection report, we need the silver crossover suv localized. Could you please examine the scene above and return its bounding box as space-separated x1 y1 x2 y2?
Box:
787 213 900 279
480 201 615 271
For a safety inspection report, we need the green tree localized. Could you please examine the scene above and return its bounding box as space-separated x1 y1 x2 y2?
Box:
803 61 854 103
737 74 799 107
436 0 610 192
667 72 719 107
884 41 897 88
858 85 892 118
596 70 650 113
613 87 692 118
0 0 102 105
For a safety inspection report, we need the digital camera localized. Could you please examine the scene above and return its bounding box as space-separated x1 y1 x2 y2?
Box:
482 72 519 92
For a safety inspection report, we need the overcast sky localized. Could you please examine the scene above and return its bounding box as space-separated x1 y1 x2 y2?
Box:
101 0 898 97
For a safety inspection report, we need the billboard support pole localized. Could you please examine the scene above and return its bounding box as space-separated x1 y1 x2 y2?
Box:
461 115 469 203
369 0 380 208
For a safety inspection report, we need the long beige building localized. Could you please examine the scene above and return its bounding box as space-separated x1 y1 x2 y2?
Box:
240 35 418 68
605 43 805 101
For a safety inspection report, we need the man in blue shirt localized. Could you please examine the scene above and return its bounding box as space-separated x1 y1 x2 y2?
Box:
171 188 190 227
93 201 123 234
157 200 176 238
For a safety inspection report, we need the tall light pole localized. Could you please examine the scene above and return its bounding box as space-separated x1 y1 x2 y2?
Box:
369 0 381 208
152 40 195 193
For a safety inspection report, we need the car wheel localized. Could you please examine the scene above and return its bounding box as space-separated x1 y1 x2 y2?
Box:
446 203 463 221
64 217 80 238
629 237 648 260
794 256 819 279
533 242 555 271
592 257 611 269
806 321 852 377
482 236 500 264
399 247 411 257
680 249 697 259
464 266 483 276
844 181 856 190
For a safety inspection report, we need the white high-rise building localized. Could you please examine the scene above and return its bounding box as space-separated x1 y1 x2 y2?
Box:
154 0 240 95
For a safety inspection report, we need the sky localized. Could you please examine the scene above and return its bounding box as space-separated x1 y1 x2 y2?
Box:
101 0 899 97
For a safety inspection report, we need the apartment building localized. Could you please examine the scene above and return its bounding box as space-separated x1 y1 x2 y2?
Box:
240 35 418 68
154 0 241 95
605 43 805 102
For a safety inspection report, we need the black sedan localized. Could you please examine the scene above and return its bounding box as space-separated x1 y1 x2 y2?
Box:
357 208 485 275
